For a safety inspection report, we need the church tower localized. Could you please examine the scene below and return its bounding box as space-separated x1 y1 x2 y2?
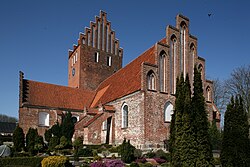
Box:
68 11 123 91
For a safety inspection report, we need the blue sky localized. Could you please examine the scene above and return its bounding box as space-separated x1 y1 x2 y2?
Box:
0 0 249 119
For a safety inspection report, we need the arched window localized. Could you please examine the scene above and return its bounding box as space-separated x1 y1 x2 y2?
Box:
147 71 156 90
122 103 128 128
164 102 173 122
170 35 177 93
160 51 167 92
206 86 211 102
39 112 49 126
180 22 187 75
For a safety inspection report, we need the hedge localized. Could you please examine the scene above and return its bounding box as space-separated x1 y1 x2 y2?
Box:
41 156 72 167
0 157 43 167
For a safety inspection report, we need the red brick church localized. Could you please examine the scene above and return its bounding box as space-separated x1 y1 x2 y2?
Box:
19 11 220 149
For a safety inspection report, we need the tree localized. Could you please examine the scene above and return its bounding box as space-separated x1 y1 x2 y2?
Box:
119 139 136 163
221 96 250 167
208 120 222 150
225 64 250 118
192 67 213 166
170 74 197 166
61 112 75 142
0 114 17 123
44 128 52 143
26 128 44 155
12 125 25 152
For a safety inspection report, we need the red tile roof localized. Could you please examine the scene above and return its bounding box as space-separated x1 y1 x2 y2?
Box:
27 80 95 110
90 45 156 107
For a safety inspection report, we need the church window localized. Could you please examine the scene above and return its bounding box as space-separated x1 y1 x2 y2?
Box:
82 37 86 45
206 86 211 102
107 56 112 66
75 52 78 62
170 35 177 93
38 112 49 126
164 102 173 122
122 103 128 128
147 71 156 91
95 52 99 62
160 51 167 92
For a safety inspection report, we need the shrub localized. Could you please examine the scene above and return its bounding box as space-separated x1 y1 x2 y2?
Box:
77 147 93 157
130 162 139 167
108 146 119 153
144 152 155 158
41 156 72 167
139 162 153 167
90 161 105 167
93 155 102 161
102 150 110 158
153 157 166 164
214 157 221 165
0 157 43 167
134 149 142 159
119 139 136 163
135 158 147 164
104 159 124 167
160 162 171 167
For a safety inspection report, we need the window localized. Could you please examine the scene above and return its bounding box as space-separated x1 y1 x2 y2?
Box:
95 52 99 62
122 104 128 128
213 111 217 120
164 102 173 122
147 71 156 90
170 35 177 93
75 52 77 62
39 112 49 126
102 120 107 130
107 56 112 66
71 115 79 124
206 86 211 102
160 51 167 92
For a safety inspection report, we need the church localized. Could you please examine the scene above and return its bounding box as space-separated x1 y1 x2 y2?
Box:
19 11 220 150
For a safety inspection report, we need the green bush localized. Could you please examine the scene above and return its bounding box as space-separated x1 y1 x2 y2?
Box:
0 157 43 167
119 139 136 163
144 152 155 158
41 156 72 167
139 162 153 167
155 149 170 161
213 157 221 165
130 162 139 167
160 162 171 167
77 147 93 157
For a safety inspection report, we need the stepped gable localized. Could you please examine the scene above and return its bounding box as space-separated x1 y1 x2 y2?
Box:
90 45 156 107
25 80 95 110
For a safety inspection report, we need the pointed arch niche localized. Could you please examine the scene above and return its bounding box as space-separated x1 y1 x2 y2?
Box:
164 102 174 122
159 50 169 93
147 70 156 91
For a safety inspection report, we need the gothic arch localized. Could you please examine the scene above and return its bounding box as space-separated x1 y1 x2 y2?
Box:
121 103 128 128
164 102 174 122
206 86 212 102
159 50 168 92
147 70 156 91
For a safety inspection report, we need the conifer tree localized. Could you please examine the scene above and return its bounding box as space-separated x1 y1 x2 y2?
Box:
180 74 197 166
221 96 250 167
13 125 25 152
192 67 213 166
171 74 185 166
61 112 75 142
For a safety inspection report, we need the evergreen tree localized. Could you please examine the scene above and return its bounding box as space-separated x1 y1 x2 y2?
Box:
12 125 25 152
192 67 213 166
221 96 250 167
208 120 221 150
119 139 136 163
26 128 38 155
44 128 52 143
180 75 197 166
61 112 75 142
51 121 62 138
171 74 185 167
